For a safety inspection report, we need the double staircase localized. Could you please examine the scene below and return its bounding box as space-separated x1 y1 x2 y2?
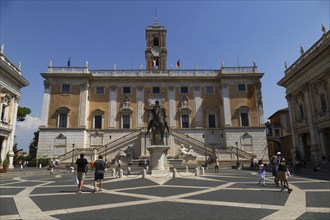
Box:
57 129 255 168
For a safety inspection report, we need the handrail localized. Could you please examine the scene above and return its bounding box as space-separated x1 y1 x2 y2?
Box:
57 147 95 161
220 147 256 159
97 130 142 155
170 130 214 154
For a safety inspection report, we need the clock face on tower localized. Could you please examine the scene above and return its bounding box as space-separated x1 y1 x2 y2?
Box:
151 46 160 57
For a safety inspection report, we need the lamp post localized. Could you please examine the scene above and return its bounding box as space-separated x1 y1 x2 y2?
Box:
235 141 239 169
72 143 75 164
105 136 111 167
203 134 207 168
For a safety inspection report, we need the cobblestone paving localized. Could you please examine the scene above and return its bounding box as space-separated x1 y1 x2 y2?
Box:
0 168 329 220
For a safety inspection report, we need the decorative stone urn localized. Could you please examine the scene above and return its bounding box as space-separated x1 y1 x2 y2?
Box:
147 145 170 175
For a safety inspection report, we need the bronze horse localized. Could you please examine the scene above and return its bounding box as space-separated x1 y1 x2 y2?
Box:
144 101 169 145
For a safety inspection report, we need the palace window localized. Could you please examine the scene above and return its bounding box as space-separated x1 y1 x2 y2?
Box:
237 106 250 127
122 115 130 129
123 87 131 94
181 115 189 128
0 95 10 123
237 84 246 92
274 128 280 137
314 80 328 116
58 113 68 128
61 84 71 93
94 115 102 129
206 86 214 94
298 104 305 122
152 87 160 94
240 112 249 127
93 109 104 129
57 107 70 128
95 87 104 95
180 87 188 94
0 103 8 123
208 114 216 128
319 94 327 113
207 109 217 128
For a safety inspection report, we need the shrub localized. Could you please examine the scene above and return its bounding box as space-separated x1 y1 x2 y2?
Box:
2 153 10 168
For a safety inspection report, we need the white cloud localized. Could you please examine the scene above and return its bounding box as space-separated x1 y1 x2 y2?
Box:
16 115 41 130
15 115 41 151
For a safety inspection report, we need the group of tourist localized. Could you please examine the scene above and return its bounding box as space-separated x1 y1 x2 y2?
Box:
75 153 105 194
257 152 293 193
73 150 294 194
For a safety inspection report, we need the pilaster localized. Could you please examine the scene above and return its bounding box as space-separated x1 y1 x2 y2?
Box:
168 87 176 127
109 87 117 128
40 82 51 127
222 84 232 126
78 83 89 128
193 86 203 127
137 86 144 128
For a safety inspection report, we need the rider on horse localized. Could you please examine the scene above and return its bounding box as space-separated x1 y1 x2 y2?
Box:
144 100 169 135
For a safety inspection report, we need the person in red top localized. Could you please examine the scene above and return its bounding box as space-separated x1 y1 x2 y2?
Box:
90 160 95 172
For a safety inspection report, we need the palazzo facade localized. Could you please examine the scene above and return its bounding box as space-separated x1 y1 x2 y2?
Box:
278 28 330 166
0 46 29 168
37 20 268 164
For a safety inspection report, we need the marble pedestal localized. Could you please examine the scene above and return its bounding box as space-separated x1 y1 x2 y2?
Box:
147 145 170 175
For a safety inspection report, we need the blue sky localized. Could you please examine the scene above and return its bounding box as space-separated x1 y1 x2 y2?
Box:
1 0 329 152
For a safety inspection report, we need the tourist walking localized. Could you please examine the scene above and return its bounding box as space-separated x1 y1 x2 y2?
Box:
272 152 282 186
214 157 219 173
257 160 266 186
93 155 106 193
277 158 293 193
49 161 56 175
75 153 88 194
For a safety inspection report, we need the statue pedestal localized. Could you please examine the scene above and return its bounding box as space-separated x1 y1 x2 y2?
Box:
147 145 170 175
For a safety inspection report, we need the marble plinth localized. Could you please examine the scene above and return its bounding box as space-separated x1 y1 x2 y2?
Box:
147 145 170 175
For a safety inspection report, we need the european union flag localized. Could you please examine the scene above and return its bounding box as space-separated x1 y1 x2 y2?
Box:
67 58 71 67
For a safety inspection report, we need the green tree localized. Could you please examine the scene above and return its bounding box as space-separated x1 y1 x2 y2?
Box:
17 106 31 121
29 131 39 159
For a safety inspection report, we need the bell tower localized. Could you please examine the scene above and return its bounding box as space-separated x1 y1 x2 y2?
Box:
145 18 167 73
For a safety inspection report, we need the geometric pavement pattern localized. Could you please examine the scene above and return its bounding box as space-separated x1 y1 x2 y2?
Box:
0 169 329 220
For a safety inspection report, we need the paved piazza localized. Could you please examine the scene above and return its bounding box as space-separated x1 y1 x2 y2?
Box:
0 168 329 220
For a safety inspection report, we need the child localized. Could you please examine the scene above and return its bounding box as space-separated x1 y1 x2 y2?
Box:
284 165 291 188
258 160 266 186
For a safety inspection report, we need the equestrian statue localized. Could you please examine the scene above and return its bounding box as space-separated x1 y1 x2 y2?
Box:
144 100 169 145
